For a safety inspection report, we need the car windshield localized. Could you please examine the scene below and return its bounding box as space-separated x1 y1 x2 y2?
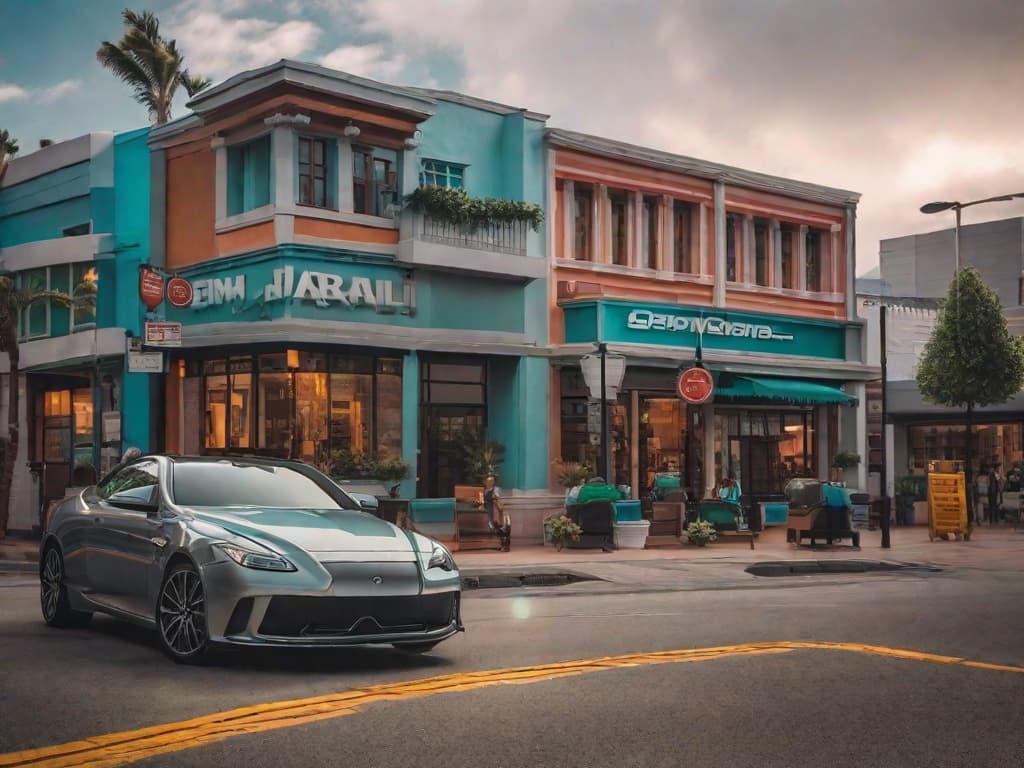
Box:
171 461 355 509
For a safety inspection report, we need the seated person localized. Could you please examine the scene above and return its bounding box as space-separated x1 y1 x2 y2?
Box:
717 477 742 506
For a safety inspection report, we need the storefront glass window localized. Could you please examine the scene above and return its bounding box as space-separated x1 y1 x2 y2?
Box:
330 373 373 453
295 373 328 466
205 374 228 449
376 359 402 458
229 373 252 449
715 409 817 496
72 389 93 470
908 422 1023 475
259 373 292 454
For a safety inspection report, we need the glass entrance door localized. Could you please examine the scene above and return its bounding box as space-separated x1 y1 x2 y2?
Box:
420 406 485 498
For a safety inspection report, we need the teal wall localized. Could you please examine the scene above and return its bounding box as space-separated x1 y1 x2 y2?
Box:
401 351 419 498
0 162 93 247
564 299 849 361
112 127 152 452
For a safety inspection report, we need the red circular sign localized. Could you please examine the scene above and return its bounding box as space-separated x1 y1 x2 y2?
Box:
139 268 164 312
677 366 714 404
166 276 194 309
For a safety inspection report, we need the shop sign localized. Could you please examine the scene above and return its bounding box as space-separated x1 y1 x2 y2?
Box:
139 268 165 312
628 309 794 342
166 276 194 308
128 349 164 373
144 321 182 346
677 366 714 404
190 265 414 313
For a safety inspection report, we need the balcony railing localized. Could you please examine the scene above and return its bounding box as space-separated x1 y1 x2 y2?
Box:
417 215 527 256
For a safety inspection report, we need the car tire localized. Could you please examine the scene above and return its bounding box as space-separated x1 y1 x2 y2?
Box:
157 560 213 664
40 545 92 628
392 641 440 654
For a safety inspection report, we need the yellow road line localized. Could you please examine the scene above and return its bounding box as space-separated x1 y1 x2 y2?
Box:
2 641 1020 768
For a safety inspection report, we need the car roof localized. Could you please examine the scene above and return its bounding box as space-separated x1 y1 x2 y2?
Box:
157 454 311 469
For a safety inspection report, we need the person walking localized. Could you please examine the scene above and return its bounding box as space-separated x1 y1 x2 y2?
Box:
987 465 1002 525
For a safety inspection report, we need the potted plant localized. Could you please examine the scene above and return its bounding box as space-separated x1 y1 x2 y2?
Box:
552 458 590 495
685 520 717 547
547 515 583 551
330 449 409 484
894 476 919 526
831 450 861 483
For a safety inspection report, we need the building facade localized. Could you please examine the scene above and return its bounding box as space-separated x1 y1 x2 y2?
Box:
547 130 876 506
147 61 551 515
862 216 1024 501
0 130 153 532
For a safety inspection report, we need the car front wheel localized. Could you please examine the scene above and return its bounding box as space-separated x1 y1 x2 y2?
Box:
157 560 212 664
40 545 91 628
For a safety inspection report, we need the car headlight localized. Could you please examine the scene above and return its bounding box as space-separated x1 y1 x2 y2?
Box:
427 542 455 572
215 543 296 572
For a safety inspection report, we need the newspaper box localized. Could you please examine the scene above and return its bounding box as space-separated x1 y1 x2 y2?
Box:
927 472 970 541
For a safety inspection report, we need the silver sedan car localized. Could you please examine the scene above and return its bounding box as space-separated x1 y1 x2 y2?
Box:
40 455 462 663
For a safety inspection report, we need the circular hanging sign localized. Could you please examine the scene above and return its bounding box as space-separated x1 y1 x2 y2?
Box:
139 268 165 312
166 276 194 309
677 366 714 404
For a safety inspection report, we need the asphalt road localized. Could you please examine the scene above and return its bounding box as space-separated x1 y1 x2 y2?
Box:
2 564 1023 767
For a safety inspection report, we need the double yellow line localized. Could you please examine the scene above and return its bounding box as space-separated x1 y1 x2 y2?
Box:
3 641 1021 768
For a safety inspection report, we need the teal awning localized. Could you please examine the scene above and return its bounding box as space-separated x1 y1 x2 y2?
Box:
715 375 857 405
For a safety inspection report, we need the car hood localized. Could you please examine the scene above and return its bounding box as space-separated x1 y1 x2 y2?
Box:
187 507 417 558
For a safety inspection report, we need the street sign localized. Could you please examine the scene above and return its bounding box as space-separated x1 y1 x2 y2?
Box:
139 268 164 312
677 366 714 404
128 349 164 373
144 321 182 347
166 276 194 308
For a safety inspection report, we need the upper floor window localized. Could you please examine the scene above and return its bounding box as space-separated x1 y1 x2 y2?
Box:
754 219 769 287
15 262 95 341
573 183 594 261
227 135 271 216
353 147 398 217
420 160 464 189
609 189 629 267
673 201 696 274
640 195 659 270
19 268 49 340
806 229 823 292
298 137 332 209
780 225 795 289
726 213 740 282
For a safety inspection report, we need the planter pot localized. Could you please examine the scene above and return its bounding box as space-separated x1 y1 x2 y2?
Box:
613 520 650 549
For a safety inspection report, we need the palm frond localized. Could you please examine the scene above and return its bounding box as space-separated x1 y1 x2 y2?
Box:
180 70 211 97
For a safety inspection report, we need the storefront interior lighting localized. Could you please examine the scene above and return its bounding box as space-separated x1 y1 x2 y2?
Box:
177 360 186 379
287 349 300 369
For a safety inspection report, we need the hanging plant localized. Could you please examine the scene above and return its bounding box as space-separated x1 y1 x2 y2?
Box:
405 186 544 232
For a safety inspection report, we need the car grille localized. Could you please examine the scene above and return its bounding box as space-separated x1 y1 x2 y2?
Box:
258 593 457 638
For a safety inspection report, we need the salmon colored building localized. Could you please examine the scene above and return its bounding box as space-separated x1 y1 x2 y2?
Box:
545 129 876 511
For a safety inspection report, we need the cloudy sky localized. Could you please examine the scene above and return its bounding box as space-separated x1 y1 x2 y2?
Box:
3 0 1023 273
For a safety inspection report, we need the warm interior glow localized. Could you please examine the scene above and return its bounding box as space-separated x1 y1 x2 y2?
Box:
82 267 98 284
287 349 300 369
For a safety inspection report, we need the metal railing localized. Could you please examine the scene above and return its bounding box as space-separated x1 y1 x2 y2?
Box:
417 215 527 256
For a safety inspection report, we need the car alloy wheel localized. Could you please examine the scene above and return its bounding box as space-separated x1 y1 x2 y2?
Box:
40 546 90 628
158 563 209 663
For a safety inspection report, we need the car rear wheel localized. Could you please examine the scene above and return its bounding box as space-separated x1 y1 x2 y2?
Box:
157 561 211 664
40 546 92 628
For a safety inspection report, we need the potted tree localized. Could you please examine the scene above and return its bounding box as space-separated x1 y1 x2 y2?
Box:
894 476 919 526
831 450 861 484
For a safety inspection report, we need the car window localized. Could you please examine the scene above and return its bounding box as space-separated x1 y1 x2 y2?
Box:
170 461 356 509
99 460 160 502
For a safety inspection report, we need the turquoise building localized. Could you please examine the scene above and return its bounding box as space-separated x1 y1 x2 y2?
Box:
0 130 153 532
148 61 552 523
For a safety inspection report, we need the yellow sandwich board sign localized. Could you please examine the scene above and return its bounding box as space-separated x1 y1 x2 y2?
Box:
927 472 970 541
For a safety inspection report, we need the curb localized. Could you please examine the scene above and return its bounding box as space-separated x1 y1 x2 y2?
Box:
745 560 941 577
0 560 37 574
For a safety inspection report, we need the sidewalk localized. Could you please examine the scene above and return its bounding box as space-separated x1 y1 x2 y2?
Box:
3 525 1021 581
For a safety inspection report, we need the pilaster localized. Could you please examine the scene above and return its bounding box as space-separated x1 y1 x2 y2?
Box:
713 182 726 307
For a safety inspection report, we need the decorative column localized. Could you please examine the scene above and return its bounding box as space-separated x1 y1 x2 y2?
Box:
561 180 576 260
797 224 809 292
772 221 783 288
212 136 227 222
743 215 755 284
594 183 607 264
630 191 643 268
401 351 420 499
713 182 726 306
661 195 674 272
338 138 355 212
845 206 857 318
698 202 708 275
702 403 716 498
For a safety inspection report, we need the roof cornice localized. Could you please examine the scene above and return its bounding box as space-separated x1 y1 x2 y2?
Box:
546 127 860 206
407 87 549 121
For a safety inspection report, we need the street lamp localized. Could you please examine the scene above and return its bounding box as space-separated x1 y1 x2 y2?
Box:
580 344 627 482
919 192 1024 525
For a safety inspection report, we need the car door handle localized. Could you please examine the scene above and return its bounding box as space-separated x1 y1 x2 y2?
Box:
150 536 169 548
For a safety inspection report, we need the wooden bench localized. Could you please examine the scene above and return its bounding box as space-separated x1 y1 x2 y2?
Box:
786 505 860 548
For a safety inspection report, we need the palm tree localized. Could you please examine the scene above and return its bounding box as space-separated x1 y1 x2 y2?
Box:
0 130 18 182
96 9 210 125
0 274 96 538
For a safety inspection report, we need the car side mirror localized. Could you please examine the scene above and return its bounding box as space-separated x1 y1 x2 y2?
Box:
107 490 159 515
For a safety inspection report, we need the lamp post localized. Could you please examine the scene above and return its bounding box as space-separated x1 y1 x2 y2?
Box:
920 192 1024 526
580 345 627 482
